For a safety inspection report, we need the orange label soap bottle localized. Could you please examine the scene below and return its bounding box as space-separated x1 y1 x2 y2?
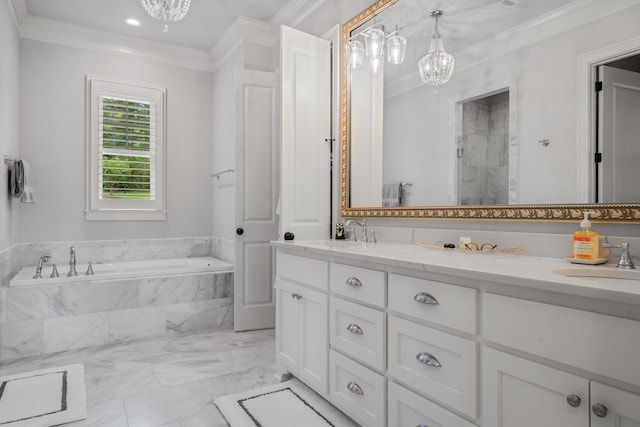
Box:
572 212 600 260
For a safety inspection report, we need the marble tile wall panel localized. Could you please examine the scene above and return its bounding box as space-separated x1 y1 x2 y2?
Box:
0 319 43 360
211 237 234 264
108 306 165 344
165 298 233 336
43 312 110 353
6 280 138 322
138 275 214 307
213 272 233 299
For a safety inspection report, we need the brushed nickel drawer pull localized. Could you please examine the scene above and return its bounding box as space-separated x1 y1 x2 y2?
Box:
416 352 442 367
347 323 364 335
592 403 608 418
566 395 581 408
347 381 364 395
346 277 363 287
414 292 439 305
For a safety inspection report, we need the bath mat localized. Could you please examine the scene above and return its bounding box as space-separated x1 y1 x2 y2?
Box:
214 378 358 427
0 364 88 427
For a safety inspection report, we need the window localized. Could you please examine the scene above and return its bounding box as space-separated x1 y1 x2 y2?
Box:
86 76 166 220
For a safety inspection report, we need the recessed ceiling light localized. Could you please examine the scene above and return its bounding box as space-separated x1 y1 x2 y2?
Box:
126 18 141 26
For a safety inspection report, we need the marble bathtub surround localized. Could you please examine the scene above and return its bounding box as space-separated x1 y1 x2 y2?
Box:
0 236 214 287
0 329 279 427
0 272 233 360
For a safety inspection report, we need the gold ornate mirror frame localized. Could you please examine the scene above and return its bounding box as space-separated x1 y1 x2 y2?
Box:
340 0 640 222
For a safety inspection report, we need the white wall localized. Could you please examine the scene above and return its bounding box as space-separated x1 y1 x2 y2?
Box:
18 39 213 243
211 46 244 244
0 2 20 251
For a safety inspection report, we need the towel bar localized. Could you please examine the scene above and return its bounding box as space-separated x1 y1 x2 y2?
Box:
211 169 235 179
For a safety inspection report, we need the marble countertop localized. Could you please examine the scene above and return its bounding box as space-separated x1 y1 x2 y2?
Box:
272 240 640 306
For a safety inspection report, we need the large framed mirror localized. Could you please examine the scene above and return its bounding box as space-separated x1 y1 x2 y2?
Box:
340 0 640 221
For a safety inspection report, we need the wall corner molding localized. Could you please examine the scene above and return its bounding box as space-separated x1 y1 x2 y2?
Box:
8 0 27 29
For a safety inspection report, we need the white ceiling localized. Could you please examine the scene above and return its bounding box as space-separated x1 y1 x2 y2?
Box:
24 0 292 51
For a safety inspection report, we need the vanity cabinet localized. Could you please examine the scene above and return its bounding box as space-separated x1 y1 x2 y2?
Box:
273 242 640 427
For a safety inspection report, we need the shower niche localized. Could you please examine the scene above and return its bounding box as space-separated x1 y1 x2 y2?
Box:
457 91 511 206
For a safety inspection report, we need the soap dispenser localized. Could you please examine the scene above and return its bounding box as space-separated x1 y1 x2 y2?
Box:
572 212 600 261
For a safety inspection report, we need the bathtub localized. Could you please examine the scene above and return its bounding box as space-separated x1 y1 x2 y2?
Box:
9 256 233 287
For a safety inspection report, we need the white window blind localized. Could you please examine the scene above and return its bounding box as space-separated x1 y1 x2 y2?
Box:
98 96 156 201
86 75 166 221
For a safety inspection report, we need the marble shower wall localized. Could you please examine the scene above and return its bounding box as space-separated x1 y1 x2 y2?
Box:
0 271 233 360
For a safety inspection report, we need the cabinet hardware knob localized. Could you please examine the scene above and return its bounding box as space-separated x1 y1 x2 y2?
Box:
346 277 362 287
414 292 439 305
296 294 302 300
416 352 442 367
566 395 581 408
347 381 364 395
592 403 608 418
291 293 298 299
347 323 364 335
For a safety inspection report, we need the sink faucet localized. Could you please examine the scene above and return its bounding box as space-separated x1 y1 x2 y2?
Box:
345 219 369 243
67 246 78 277
33 253 51 279
602 242 635 269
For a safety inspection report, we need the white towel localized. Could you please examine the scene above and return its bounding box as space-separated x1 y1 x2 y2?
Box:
382 183 400 207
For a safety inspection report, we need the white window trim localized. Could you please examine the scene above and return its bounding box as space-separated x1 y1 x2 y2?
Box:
85 75 167 221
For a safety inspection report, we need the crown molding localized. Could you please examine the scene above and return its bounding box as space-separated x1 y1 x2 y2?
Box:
8 0 27 29
385 0 639 99
18 15 215 72
271 0 326 28
209 16 273 71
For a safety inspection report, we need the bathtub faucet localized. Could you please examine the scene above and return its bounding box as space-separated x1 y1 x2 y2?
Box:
33 253 51 279
67 246 78 277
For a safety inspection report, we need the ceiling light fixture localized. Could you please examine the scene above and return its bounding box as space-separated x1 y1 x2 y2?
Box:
418 10 455 86
126 18 141 26
140 0 191 33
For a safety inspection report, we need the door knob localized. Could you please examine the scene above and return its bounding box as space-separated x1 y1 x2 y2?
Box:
236 227 244 235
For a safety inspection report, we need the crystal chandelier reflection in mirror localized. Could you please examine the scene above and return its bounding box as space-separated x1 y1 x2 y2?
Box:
418 10 455 86
346 25 406 73
141 0 191 32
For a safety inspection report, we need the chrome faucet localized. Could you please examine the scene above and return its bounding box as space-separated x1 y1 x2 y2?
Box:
67 246 78 277
345 219 369 243
602 242 635 269
33 253 51 279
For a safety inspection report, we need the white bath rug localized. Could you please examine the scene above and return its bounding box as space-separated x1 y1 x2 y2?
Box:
214 378 358 427
0 364 88 427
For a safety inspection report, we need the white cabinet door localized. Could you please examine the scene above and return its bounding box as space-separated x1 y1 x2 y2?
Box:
279 25 331 240
591 382 640 427
483 348 589 427
275 279 299 373
298 286 328 395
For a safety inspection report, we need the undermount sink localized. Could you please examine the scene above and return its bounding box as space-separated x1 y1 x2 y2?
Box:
552 267 640 281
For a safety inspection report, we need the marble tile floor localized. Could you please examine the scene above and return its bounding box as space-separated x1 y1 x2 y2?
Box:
0 328 279 427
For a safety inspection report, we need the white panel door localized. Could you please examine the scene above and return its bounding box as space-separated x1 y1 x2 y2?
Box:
591 382 640 427
483 347 588 427
234 70 278 331
599 65 640 203
280 25 331 240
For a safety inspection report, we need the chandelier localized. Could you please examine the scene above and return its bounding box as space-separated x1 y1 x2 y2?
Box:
141 0 191 32
346 25 406 74
418 10 455 86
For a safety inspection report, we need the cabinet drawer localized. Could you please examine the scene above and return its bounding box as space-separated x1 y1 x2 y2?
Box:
277 252 328 291
330 297 385 370
330 263 385 307
388 315 477 418
388 273 476 334
483 293 640 387
329 349 386 427
388 381 476 427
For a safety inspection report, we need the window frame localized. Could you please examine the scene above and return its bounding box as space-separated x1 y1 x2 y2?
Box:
85 75 167 221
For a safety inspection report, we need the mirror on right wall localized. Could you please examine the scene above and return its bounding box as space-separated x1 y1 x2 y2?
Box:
340 0 640 221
